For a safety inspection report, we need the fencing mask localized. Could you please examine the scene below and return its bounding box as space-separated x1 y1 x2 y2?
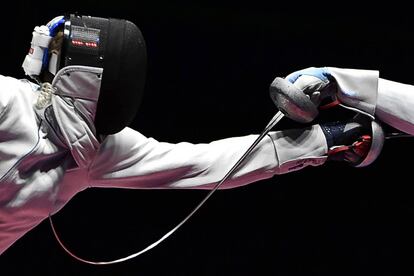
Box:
22 14 147 135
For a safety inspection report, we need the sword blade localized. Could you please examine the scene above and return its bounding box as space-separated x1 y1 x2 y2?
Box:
385 132 414 140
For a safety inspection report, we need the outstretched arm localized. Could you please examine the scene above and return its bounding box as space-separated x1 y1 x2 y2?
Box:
88 126 328 190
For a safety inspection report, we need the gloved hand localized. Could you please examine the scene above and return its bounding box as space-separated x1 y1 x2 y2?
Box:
270 67 380 123
285 67 338 108
269 67 337 123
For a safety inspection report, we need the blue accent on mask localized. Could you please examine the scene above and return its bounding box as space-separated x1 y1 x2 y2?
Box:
42 17 66 71
42 48 50 70
49 17 65 36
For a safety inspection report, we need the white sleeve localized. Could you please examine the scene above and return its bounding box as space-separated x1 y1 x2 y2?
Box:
317 68 414 135
376 78 414 135
88 126 327 190
328 67 379 118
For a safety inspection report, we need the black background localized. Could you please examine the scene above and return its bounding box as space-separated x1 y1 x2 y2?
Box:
1 1 414 275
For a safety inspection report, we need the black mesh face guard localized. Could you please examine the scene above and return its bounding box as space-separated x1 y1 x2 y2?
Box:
58 14 147 135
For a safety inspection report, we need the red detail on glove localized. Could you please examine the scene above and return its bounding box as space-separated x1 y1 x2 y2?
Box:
352 135 372 157
319 98 341 110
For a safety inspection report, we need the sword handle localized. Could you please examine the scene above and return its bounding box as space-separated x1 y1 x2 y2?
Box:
269 77 319 123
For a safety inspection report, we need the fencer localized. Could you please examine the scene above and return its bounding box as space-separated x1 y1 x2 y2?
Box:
0 14 408 257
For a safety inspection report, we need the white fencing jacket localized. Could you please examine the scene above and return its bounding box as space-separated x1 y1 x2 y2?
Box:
0 67 410 255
